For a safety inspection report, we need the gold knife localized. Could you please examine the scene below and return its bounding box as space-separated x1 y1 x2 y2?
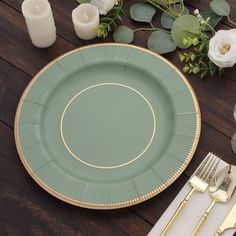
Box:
215 202 236 236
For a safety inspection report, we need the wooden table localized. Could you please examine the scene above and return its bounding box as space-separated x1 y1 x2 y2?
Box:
1 0 236 235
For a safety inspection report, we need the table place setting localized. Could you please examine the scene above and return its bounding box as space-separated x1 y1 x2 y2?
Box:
4 0 235 235
21 0 236 79
149 153 236 236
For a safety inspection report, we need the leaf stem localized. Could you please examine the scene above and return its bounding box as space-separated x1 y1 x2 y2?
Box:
147 0 177 19
219 67 224 77
227 16 236 26
133 27 170 33
179 0 185 15
206 22 216 34
169 2 177 16
150 22 155 29
201 32 209 39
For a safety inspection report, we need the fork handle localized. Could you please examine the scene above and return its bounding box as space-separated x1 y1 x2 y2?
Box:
160 188 195 236
214 232 222 236
191 200 217 236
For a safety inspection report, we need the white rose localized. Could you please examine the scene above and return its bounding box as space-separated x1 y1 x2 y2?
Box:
90 0 116 15
208 29 236 68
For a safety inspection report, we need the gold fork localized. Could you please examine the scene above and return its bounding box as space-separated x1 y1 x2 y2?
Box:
192 165 236 236
160 152 220 236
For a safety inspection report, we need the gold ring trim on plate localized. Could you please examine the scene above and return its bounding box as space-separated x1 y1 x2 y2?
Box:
14 43 201 210
60 82 156 169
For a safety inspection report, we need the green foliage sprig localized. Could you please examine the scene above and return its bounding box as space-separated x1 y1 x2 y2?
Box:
178 14 217 78
147 0 185 19
113 1 187 53
179 39 217 78
96 2 124 38
76 0 236 79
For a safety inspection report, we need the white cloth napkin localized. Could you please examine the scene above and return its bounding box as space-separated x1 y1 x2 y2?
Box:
148 155 236 236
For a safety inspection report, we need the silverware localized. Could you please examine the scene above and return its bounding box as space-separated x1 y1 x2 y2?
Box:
160 153 220 236
231 103 236 153
215 200 236 236
192 165 236 236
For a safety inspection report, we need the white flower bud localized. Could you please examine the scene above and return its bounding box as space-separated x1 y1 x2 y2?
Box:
194 9 199 15
200 20 205 25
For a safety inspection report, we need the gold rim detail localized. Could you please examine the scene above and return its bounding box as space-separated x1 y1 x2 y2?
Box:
14 43 201 210
60 83 156 169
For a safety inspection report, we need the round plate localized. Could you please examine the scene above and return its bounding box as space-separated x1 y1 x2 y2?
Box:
15 43 201 209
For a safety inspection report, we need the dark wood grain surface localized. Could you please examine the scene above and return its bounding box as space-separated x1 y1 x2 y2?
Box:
0 0 236 235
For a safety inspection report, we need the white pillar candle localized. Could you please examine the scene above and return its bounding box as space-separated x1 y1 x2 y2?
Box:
22 0 56 48
72 4 100 40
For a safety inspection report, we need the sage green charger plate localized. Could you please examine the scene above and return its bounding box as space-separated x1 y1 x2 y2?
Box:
15 43 201 209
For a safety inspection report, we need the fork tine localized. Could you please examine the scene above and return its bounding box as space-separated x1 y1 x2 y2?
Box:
199 154 216 179
206 157 221 183
201 156 216 180
221 170 231 190
195 152 212 177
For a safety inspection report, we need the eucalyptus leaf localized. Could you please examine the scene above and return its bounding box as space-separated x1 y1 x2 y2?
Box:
201 9 223 31
130 3 156 23
161 13 175 29
148 31 176 54
171 15 200 49
77 0 90 3
113 25 134 43
210 0 230 16
160 6 189 29
175 5 189 15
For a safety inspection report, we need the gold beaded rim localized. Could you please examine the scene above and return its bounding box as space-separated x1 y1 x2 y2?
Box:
14 43 201 209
